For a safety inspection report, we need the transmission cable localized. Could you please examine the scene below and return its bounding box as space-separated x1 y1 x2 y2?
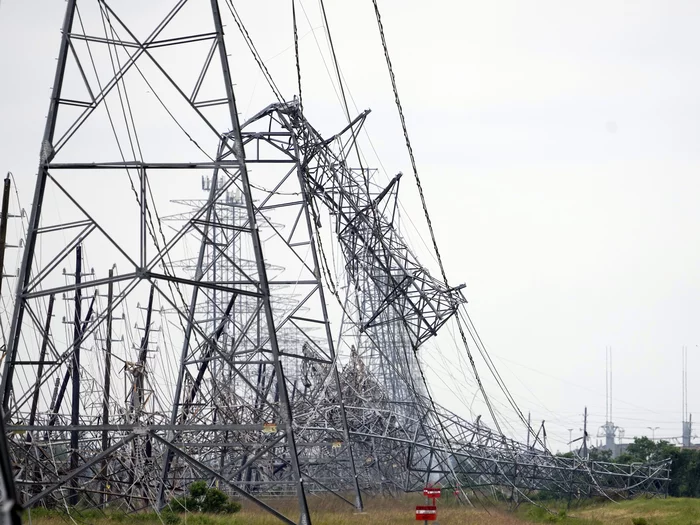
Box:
224 0 285 104
370 0 517 440
317 0 351 122
292 0 304 113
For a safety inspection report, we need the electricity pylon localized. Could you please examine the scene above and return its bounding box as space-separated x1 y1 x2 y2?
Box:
0 1 363 522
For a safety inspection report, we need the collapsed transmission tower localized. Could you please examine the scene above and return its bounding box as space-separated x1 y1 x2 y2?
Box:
239 101 671 500
0 1 670 524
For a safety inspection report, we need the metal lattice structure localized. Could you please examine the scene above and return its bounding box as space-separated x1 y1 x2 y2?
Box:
238 100 671 501
0 1 670 524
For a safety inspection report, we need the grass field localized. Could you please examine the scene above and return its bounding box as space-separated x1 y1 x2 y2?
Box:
22 496 700 525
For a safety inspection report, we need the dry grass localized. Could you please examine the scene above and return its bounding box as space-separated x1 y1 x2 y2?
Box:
225 493 522 524
569 497 700 525
22 496 700 525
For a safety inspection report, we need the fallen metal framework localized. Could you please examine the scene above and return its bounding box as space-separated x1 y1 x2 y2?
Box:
0 1 669 523
238 101 671 501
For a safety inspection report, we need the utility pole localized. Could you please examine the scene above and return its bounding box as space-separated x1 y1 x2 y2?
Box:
527 412 531 450
568 429 573 452
0 175 11 299
69 245 82 506
101 268 114 506
647 427 660 442
583 407 588 460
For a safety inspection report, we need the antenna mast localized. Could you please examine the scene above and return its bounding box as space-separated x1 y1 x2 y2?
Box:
683 346 692 447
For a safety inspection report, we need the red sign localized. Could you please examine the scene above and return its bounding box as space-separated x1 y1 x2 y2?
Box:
423 487 441 498
415 505 437 521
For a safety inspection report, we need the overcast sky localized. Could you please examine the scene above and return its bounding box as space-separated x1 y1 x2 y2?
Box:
1 0 699 452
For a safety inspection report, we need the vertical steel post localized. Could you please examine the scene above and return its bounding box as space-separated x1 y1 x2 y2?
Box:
101 269 114 506
582 407 588 460
133 285 155 417
69 245 83 505
0 175 12 300
134 284 154 503
526 412 531 450
140 168 147 269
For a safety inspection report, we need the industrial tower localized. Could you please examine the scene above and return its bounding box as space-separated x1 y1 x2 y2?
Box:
682 346 692 447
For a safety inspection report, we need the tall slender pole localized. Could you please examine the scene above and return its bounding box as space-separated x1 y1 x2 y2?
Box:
582 407 588 460
526 412 531 450
605 348 609 423
133 285 155 418
0 175 12 300
70 245 83 505
101 268 114 506
609 348 613 424
541 420 547 451
647 427 660 442
681 346 686 421
134 284 154 502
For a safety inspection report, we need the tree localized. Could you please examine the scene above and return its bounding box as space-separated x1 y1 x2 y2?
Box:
666 448 700 497
614 437 700 498
588 447 613 462
617 437 666 463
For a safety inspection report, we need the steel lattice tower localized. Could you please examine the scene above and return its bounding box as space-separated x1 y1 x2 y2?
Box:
0 2 672 523
0 1 362 522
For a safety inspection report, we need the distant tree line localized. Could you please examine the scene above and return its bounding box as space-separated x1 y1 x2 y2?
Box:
557 437 700 497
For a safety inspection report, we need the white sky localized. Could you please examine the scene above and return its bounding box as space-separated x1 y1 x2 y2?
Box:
1 0 699 452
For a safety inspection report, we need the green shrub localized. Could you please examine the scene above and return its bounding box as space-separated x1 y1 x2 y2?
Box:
167 481 241 514
189 481 207 499
201 487 228 513
631 519 649 525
